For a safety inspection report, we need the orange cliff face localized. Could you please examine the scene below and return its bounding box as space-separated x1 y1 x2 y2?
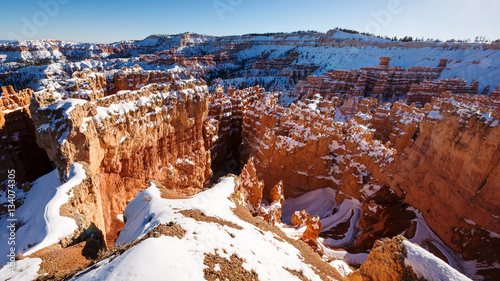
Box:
1 86 33 111
29 67 212 246
208 85 258 178
389 94 500 268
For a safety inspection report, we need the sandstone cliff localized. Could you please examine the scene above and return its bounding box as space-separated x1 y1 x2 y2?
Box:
389 94 500 274
30 67 212 246
0 86 52 185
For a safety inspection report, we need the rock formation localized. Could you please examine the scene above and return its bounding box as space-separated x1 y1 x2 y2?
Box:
261 180 285 225
231 85 499 279
349 236 432 281
238 157 265 215
291 210 310 227
1 31 500 280
0 87 52 185
238 158 285 226
303 215 322 241
405 78 479 105
295 58 446 103
389 93 500 273
241 93 343 197
29 67 212 246
0 86 33 111
107 65 192 96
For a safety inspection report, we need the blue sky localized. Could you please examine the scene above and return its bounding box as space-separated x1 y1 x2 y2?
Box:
0 0 498 43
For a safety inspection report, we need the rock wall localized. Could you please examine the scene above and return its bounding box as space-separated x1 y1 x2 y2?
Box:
390 94 500 271
30 68 212 246
295 58 445 102
489 85 500 104
0 86 53 185
241 93 343 198
206 85 259 181
348 235 465 281
237 87 500 278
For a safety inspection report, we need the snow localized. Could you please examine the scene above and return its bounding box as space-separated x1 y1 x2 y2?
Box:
360 184 382 198
321 247 368 266
329 260 353 277
463 218 500 239
320 199 362 248
403 240 472 281
119 135 128 143
334 109 349 123
0 163 86 265
74 178 331 281
36 123 50 132
0 258 42 281
116 214 124 223
368 205 378 213
280 188 367 265
406 207 475 277
355 112 372 121
35 98 88 144
10 132 20 142
175 157 195 166
282 188 337 224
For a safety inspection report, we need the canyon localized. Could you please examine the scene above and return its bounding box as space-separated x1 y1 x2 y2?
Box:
0 29 499 281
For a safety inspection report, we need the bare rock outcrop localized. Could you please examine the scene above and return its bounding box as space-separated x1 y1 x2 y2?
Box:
236 84 499 279
238 157 265 215
405 79 479 106
237 158 285 226
262 180 285 225
107 65 189 96
349 236 426 281
291 210 310 228
349 235 472 281
0 86 33 111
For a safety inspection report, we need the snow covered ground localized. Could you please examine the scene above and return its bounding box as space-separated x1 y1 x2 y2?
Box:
71 178 338 281
0 163 86 266
406 207 477 277
279 187 476 276
281 188 368 265
0 258 42 281
404 240 471 281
